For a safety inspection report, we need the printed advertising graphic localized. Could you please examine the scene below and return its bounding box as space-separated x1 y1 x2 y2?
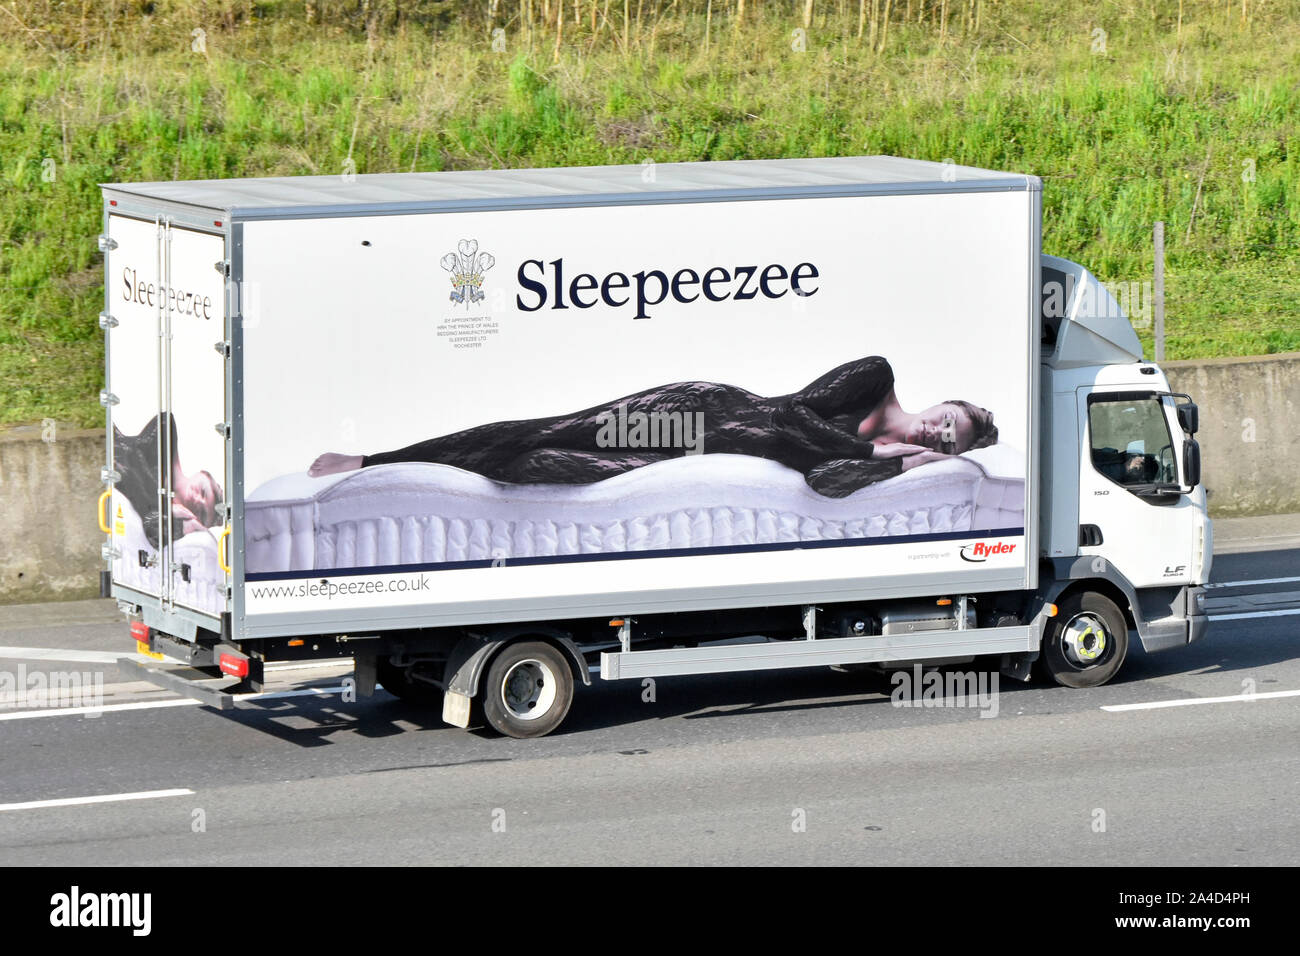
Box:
435 238 502 348
239 191 1031 615
107 216 227 617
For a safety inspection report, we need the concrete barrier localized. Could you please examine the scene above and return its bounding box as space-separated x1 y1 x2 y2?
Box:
1 424 104 604
2 351 1298 604
1163 351 1300 518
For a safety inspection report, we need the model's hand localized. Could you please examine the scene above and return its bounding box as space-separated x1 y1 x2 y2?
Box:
870 442 929 459
309 453 364 477
899 449 954 472
171 503 203 536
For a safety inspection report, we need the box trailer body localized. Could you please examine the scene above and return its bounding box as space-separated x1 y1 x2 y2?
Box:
97 156 1211 737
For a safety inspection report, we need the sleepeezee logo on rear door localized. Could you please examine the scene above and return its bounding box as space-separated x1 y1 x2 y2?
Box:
960 541 1017 562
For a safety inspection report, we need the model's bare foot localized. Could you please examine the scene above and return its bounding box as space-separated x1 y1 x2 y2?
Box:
309 453 363 477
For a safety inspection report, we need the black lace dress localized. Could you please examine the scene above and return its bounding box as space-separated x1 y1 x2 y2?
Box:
113 412 181 550
361 355 905 498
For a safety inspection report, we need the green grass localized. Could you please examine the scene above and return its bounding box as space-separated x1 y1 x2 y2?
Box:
2 0 1298 427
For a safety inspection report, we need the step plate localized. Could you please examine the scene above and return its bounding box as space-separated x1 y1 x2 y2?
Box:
600 625 1036 680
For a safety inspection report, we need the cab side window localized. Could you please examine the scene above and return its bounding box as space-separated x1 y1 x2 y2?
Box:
1088 398 1177 487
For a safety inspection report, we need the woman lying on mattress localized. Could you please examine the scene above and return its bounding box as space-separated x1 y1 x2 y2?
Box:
308 355 998 498
114 412 225 549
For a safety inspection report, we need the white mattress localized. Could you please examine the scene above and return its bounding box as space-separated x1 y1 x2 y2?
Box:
112 497 225 616
244 447 1024 574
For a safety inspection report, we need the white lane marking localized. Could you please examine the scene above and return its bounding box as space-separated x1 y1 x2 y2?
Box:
1102 689 1300 712
1208 608 1300 622
0 646 153 665
0 698 201 720
1205 576 1300 590
0 788 194 813
0 685 350 721
0 649 351 672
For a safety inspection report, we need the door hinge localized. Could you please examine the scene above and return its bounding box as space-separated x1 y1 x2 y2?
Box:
98 312 118 329
214 259 231 278
213 422 231 439
97 234 118 252
99 389 120 407
101 466 121 484
213 340 231 358
101 543 120 562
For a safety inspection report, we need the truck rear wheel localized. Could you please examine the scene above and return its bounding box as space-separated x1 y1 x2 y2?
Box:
1039 592 1128 688
481 641 574 738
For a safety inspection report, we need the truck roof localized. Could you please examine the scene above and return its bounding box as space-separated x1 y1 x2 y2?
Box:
101 155 1039 221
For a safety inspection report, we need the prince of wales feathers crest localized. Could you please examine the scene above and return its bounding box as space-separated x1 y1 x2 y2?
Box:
441 239 495 306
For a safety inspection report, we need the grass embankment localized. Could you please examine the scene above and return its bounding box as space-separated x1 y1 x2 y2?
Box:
1 0 1297 427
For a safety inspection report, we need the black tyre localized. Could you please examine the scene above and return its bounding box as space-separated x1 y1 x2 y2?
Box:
1038 591 1129 688
481 641 574 738
376 658 444 706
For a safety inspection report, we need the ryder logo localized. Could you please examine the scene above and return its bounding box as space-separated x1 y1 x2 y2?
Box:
960 540 1017 562
441 239 495 307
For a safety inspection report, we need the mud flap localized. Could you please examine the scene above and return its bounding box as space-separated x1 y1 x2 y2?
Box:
443 690 472 728
353 654 377 698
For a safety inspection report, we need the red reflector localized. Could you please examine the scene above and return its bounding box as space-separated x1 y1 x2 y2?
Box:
214 220 222 227
109 199 117 205
130 621 149 641
219 653 249 678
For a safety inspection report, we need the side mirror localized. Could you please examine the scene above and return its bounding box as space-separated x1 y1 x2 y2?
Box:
1183 438 1201 488
1177 402 1199 435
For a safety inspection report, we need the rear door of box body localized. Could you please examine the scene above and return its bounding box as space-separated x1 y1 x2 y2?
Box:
233 185 1040 640
105 212 229 621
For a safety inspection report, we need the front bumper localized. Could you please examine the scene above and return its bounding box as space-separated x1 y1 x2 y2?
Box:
1136 584 1208 653
1186 584 1209 645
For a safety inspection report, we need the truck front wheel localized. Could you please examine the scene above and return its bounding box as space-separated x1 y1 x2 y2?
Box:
1039 592 1128 688
481 641 574 738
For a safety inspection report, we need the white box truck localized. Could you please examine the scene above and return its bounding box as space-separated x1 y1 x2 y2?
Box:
97 156 1211 737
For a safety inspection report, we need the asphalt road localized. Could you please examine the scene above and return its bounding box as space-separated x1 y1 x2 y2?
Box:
0 547 1296 866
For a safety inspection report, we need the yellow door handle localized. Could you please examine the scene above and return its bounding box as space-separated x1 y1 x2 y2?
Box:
218 526 231 574
97 489 112 534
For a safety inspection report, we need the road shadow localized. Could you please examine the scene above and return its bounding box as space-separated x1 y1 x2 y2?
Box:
189 599 1297 746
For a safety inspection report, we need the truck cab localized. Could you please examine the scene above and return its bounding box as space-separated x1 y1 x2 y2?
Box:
1037 254 1211 678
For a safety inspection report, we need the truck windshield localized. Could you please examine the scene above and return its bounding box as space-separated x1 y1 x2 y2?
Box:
1088 396 1178 489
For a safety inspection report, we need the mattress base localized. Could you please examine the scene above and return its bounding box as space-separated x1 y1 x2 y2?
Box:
245 452 1025 575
